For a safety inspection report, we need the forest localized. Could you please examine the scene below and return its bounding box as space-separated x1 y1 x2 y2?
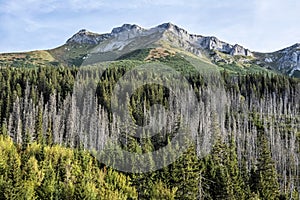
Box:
0 58 299 199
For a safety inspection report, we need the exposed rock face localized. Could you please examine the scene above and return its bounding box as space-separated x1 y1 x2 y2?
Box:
256 43 300 76
157 23 203 56
154 23 252 57
111 24 144 34
198 36 230 53
277 44 300 74
111 24 146 41
157 22 189 37
230 44 253 56
66 29 110 45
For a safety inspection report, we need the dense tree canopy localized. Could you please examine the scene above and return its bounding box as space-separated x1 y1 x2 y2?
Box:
0 60 299 199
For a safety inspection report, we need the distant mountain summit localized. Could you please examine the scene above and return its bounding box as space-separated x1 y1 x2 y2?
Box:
66 29 103 45
255 43 300 76
0 22 299 77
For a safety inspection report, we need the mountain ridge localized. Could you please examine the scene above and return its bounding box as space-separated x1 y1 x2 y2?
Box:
0 22 299 77
66 22 253 57
61 22 300 77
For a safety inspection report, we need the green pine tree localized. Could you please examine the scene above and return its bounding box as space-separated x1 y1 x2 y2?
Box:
251 116 280 200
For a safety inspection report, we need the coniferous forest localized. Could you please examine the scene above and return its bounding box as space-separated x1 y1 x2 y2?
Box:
0 58 299 199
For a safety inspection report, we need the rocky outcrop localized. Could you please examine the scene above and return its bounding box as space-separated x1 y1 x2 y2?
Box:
256 43 300 76
274 44 300 76
66 29 110 45
198 36 231 53
230 44 253 56
111 24 144 34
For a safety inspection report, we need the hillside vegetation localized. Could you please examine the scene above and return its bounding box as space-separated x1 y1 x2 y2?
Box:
0 54 299 199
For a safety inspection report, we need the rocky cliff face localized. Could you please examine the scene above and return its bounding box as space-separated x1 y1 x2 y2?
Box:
231 44 253 56
154 23 251 57
276 44 300 76
66 29 110 45
256 44 300 76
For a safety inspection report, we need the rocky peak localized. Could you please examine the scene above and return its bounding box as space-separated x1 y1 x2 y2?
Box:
157 22 178 30
157 22 174 29
111 24 144 34
230 44 253 56
76 29 87 34
66 29 110 45
156 22 189 35
290 43 300 49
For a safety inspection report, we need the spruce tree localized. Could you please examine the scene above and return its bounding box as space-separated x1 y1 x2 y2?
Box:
254 133 280 199
251 118 280 200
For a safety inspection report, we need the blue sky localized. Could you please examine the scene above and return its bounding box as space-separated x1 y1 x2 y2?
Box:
0 0 299 53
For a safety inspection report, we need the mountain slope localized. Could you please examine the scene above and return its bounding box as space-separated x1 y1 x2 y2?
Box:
0 22 299 77
254 44 300 77
0 50 57 67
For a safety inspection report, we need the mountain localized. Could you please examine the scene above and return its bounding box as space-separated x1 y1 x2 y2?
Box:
52 22 253 65
66 23 252 56
0 22 299 77
0 23 299 199
254 43 300 77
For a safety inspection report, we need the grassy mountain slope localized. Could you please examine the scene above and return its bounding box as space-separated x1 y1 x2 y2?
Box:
0 50 57 67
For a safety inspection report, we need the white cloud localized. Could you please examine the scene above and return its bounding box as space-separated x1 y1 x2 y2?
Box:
1 0 57 14
0 0 106 14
